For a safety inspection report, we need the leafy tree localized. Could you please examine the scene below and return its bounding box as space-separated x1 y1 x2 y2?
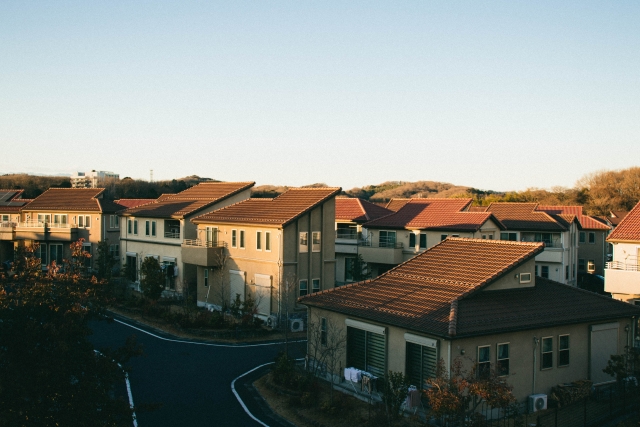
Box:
382 371 410 421
604 346 640 382
140 256 164 301
348 254 371 282
425 357 516 423
0 241 140 427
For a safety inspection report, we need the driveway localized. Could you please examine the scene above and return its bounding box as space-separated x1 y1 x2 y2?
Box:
90 316 305 427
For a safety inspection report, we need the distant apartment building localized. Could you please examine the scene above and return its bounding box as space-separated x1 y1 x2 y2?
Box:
0 190 31 263
70 170 119 188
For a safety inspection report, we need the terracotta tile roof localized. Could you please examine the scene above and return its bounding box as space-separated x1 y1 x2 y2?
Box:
335 198 393 223
22 188 105 212
121 182 254 219
301 238 544 337
364 198 501 231
385 199 411 212
608 201 640 242
486 202 567 231
609 211 629 226
536 205 610 231
301 238 640 338
193 187 341 226
115 199 156 209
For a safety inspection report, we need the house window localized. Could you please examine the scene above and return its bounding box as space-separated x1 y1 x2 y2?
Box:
127 219 132 234
49 243 63 265
478 345 491 378
299 232 308 253
312 278 320 293
133 220 138 235
587 260 595 273
204 269 208 287
558 335 569 367
541 265 549 279
205 227 218 246
578 259 585 271
588 232 595 244
409 233 416 249
84 215 91 228
231 229 237 248
151 221 156 237
347 326 386 378
565 266 569 280
379 230 396 248
109 244 119 259
312 232 321 252
0 214 8 222
419 233 427 249
82 243 91 268
299 279 308 297
579 232 586 243
345 257 355 282
38 214 51 224
265 232 271 251
406 341 437 388
441 234 448 241
53 214 67 226
451 234 459 238
541 337 553 369
321 317 327 345
256 231 262 250
520 272 532 283
239 230 245 249
497 343 509 376
500 232 517 241
145 220 150 236
36 243 47 266
535 265 538 276
110 215 119 228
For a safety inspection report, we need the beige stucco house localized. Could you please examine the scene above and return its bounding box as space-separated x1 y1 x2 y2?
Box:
605 200 640 306
186 187 341 323
2 188 121 271
360 198 503 277
119 182 254 295
300 238 640 403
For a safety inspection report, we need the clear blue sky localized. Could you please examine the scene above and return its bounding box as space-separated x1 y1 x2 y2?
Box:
1 1 638 192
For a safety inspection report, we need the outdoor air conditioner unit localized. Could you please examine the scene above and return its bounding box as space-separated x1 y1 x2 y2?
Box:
290 318 304 333
266 315 278 329
529 394 547 412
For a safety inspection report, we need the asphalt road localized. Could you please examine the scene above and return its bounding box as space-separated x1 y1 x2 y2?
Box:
89 316 305 427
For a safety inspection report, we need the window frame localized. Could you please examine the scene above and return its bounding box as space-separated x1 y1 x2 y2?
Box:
587 260 595 272
578 258 585 271
579 231 586 243
500 232 517 241
299 279 308 297
231 229 237 248
127 219 132 234
541 265 549 279
299 232 308 253
520 272 532 283
256 231 262 251
419 233 427 249
312 278 320 293
84 215 91 228
133 220 137 235
265 231 271 251
151 221 156 237
588 232 595 244
541 336 553 370
496 342 510 376
145 220 150 236
558 334 570 367
477 345 491 378
239 230 245 249
409 233 416 249
204 269 209 287
312 231 321 252
379 230 396 248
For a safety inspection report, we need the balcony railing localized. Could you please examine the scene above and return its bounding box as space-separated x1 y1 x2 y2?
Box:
358 240 404 249
336 230 359 240
165 231 181 239
182 239 227 248
607 259 639 272
0 222 16 229
17 221 73 229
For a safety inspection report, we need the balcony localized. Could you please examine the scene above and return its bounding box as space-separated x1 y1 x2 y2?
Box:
181 239 226 267
357 240 404 265
605 259 640 295
164 231 181 239
14 221 78 241
0 222 16 240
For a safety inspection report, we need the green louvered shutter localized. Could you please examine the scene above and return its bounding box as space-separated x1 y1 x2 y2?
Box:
347 327 366 371
406 342 437 388
365 331 386 378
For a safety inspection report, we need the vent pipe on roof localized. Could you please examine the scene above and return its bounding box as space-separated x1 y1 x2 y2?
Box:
448 299 458 336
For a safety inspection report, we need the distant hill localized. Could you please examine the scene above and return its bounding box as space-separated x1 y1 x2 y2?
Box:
344 181 480 202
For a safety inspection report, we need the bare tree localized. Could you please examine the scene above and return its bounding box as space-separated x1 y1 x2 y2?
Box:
306 313 346 405
207 249 230 312
279 272 299 357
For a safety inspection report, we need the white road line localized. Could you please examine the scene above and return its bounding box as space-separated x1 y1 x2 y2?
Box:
124 372 138 427
231 362 274 427
112 317 307 348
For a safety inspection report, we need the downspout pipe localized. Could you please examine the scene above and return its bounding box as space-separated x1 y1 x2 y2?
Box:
533 336 539 395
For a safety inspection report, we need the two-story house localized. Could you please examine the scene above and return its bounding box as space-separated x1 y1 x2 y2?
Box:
334 197 393 286
185 187 341 322
300 238 640 402
119 182 255 295
605 200 640 304
536 206 611 277
0 190 30 263
485 203 579 285
360 198 503 277
11 188 122 270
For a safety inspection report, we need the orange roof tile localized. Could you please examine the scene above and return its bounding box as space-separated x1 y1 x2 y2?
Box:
364 198 500 231
121 182 255 219
608 200 640 242
194 187 341 226
468 206 489 212
335 198 393 222
385 199 411 212
486 202 567 231
536 205 610 231
22 188 105 212
115 199 156 209
301 238 640 338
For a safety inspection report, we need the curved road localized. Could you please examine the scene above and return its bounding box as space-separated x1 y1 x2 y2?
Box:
90 316 305 427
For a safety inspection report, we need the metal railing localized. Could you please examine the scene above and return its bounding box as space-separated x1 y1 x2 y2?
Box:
0 222 16 229
164 231 181 239
358 240 404 249
336 230 359 240
607 259 640 271
17 221 73 229
182 239 227 248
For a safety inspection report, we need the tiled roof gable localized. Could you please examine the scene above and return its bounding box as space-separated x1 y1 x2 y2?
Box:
335 198 393 222
536 205 610 231
608 200 640 242
486 202 567 231
21 188 104 212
